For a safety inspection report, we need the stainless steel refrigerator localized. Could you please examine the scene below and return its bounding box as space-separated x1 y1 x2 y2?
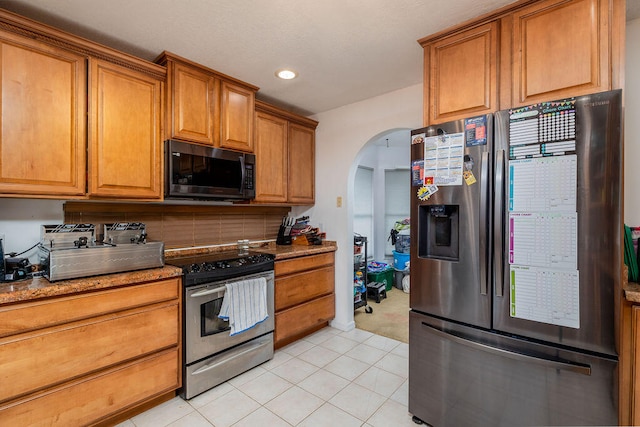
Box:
408 90 622 426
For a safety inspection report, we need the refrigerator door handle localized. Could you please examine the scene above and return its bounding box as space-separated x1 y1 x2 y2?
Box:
421 321 592 376
480 151 489 295
494 149 505 297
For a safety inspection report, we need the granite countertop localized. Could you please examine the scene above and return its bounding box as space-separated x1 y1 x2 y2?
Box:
164 240 337 260
0 241 337 305
625 282 640 303
621 264 640 303
0 266 183 305
252 241 337 260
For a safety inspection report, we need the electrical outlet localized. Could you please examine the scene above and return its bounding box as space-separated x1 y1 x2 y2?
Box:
336 196 342 207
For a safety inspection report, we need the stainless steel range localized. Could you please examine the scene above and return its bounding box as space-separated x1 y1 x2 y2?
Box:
166 250 275 400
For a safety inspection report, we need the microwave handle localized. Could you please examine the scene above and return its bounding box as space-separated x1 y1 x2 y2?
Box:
239 155 246 192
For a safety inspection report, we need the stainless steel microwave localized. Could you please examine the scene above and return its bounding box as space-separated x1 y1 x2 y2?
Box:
165 140 255 200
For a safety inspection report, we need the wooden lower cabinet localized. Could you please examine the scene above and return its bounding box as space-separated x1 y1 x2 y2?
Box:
0 277 182 425
274 252 335 348
0 350 178 427
621 300 640 426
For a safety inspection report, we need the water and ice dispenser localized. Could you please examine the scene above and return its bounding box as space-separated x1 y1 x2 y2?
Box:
418 204 459 261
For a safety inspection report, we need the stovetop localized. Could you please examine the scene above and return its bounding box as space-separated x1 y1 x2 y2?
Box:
165 250 275 286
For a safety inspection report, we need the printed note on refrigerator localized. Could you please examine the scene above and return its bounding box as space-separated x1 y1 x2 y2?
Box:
509 155 577 212
510 265 579 329
508 99 576 159
508 212 577 269
423 133 464 186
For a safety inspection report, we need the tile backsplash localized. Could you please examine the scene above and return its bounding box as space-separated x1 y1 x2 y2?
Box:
64 202 290 249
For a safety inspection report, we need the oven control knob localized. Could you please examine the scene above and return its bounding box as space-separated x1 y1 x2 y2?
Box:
203 263 215 271
189 263 201 273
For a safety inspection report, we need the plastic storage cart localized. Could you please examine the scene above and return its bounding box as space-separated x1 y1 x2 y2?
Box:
354 235 372 313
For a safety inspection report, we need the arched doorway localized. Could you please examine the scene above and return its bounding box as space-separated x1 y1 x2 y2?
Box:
350 128 411 343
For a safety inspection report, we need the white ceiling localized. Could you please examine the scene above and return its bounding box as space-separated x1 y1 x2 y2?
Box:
1 1 637 117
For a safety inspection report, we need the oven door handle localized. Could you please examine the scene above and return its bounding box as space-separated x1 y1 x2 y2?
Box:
189 285 226 298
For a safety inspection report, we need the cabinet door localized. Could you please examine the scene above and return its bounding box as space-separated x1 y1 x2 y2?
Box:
220 81 254 152
89 59 163 199
426 21 498 125
510 0 610 106
0 32 86 196
254 111 288 202
171 62 217 145
287 123 315 204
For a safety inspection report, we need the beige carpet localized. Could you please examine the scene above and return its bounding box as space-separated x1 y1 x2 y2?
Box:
354 286 409 343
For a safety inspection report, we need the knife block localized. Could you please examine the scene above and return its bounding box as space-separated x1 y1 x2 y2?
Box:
276 225 292 245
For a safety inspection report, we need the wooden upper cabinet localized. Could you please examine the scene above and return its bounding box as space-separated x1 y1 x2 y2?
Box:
509 0 612 106
288 123 315 204
0 31 87 197
171 62 217 145
423 21 498 125
253 101 317 205
157 51 258 152
220 81 255 152
419 0 623 125
89 59 163 199
254 111 288 203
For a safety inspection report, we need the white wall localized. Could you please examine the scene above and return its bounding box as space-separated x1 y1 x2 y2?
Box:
299 84 423 331
625 17 640 226
0 199 64 263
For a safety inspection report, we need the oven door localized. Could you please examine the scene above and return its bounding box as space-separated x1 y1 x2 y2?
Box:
184 271 274 364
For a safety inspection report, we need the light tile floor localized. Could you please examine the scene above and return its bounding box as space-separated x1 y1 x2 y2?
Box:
117 327 416 427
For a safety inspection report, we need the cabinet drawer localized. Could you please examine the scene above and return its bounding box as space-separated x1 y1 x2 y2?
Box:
0 303 179 403
0 278 180 338
275 265 334 311
275 293 335 345
275 252 334 277
0 349 179 426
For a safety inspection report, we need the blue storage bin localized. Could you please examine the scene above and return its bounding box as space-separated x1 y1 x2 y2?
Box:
392 250 410 271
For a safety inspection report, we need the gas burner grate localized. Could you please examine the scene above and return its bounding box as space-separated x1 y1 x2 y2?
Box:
166 251 275 286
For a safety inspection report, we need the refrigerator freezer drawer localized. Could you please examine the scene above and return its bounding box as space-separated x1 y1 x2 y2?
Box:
408 311 617 426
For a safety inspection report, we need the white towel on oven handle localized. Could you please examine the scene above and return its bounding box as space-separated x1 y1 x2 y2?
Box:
218 276 268 336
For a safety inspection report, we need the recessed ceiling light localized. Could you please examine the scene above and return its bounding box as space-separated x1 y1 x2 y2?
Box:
276 69 297 80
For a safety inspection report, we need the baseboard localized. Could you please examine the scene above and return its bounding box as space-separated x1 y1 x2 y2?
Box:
330 318 355 331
